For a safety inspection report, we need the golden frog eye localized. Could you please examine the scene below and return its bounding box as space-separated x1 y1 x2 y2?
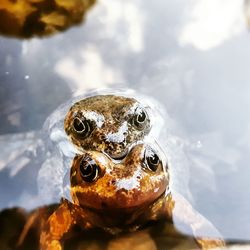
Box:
73 117 93 138
144 147 161 172
79 156 99 182
132 108 148 130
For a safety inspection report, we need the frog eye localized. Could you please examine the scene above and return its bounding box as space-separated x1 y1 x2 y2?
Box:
132 108 148 130
79 156 99 182
144 147 161 172
73 117 93 138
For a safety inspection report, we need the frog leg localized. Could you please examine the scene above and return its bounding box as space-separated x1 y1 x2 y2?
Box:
40 199 90 250
163 192 226 249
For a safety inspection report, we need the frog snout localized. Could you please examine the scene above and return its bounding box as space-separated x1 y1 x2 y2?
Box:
104 122 128 143
104 147 128 160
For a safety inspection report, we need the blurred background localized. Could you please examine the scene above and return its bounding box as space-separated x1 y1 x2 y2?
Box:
0 0 250 244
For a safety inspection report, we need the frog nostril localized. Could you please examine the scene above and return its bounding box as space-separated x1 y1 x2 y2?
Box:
100 134 106 140
123 131 128 137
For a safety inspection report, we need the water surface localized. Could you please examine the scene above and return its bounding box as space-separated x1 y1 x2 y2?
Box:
0 0 250 244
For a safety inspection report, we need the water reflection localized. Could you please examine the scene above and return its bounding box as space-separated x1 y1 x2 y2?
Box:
179 0 245 50
0 0 250 247
245 0 250 27
0 0 96 38
55 45 124 95
0 207 199 250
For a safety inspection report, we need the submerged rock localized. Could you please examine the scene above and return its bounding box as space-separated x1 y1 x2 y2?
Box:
0 0 96 38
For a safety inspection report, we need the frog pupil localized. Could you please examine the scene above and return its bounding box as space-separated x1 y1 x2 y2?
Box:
133 109 148 129
73 117 85 132
80 157 99 182
137 111 146 123
145 148 160 172
73 117 93 138
149 153 159 165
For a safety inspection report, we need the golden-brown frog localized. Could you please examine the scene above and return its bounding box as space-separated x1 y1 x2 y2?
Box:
39 143 225 250
64 95 151 160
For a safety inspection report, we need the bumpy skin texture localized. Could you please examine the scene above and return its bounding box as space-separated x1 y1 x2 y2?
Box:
40 144 225 250
39 95 225 250
70 144 168 213
64 95 151 159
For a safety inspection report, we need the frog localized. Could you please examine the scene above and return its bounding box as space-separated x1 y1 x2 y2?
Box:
64 95 151 160
39 143 225 250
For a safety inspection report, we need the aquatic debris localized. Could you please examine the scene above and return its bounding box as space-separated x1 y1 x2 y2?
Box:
0 0 96 38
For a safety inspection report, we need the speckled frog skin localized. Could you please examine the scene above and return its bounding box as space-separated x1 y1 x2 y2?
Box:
36 94 225 250
40 145 225 250
64 95 151 159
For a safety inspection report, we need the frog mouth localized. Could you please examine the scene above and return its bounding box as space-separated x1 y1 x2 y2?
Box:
106 149 128 161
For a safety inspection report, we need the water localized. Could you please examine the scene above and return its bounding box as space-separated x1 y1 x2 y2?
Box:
0 0 250 247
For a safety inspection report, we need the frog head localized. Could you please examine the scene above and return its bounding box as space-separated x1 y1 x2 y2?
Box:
64 95 151 160
70 143 169 212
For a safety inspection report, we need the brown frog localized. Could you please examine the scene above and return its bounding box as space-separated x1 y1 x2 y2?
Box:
39 143 225 250
64 95 151 160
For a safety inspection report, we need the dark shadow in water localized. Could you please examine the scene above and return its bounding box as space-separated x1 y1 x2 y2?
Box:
0 207 198 250
0 0 96 39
